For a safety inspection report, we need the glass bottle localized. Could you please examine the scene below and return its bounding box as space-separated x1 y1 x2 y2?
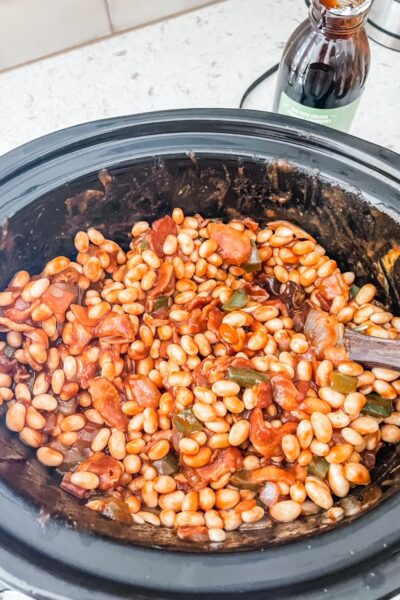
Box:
273 0 371 133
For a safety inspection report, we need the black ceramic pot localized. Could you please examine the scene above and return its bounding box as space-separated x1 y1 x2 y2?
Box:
0 109 399 600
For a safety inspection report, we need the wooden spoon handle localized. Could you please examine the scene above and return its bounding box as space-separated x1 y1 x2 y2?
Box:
344 328 400 370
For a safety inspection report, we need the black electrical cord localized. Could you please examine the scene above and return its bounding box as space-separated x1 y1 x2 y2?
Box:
239 62 279 108
239 0 310 108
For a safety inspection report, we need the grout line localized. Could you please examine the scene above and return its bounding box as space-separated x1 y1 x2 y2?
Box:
106 0 224 35
103 0 114 32
0 0 225 76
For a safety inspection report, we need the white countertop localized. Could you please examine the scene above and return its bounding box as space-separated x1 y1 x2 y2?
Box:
0 0 399 157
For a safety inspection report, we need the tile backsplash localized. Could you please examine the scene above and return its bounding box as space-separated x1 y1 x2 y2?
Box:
0 0 220 72
0 0 111 71
107 0 217 32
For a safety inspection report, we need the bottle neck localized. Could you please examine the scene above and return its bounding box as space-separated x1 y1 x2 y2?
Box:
310 0 371 37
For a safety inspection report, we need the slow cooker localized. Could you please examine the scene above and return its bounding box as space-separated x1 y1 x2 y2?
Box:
0 109 399 599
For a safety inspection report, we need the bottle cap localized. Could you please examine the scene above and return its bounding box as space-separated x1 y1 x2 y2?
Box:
320 0 372 15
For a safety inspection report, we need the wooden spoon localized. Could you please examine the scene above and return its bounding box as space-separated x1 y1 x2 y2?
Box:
344 328 400 370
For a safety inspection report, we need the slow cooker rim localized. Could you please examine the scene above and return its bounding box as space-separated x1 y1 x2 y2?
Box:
0 109 398 186
0 478 400 597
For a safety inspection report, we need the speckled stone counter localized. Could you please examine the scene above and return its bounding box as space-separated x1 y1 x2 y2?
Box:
0 0 398 156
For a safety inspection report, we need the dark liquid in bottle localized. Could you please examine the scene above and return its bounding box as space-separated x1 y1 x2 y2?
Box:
273 0 371 131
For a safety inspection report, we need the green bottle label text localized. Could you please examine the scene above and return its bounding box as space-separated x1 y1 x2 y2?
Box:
278 92 361 133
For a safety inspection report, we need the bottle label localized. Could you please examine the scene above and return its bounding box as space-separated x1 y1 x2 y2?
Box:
277 92 361 133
